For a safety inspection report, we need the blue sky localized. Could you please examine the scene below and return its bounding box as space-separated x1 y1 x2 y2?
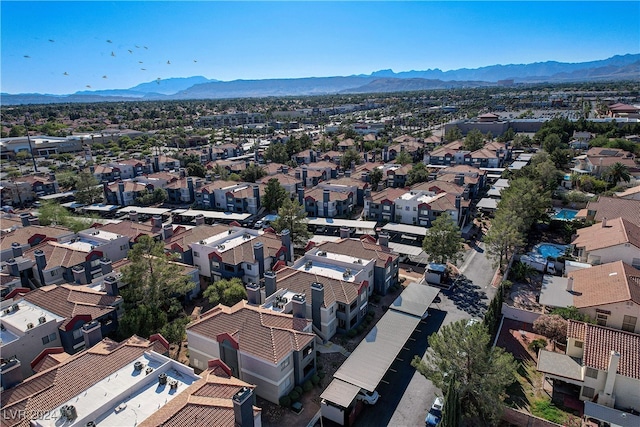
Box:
1 1 639 95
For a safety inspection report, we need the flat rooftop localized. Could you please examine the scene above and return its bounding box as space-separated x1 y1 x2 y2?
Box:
1 300 64 345
201 229 260 251
296 259 362 282
34 352 199 427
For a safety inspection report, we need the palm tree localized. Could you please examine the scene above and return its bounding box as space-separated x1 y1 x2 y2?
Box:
605 162 631 186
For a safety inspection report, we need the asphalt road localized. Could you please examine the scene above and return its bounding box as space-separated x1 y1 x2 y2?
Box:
354 241 497 427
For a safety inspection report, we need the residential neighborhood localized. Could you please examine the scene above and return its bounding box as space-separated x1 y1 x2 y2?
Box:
1 82 640 427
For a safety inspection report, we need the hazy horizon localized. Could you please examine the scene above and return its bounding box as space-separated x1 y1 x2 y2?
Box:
2 1 639 95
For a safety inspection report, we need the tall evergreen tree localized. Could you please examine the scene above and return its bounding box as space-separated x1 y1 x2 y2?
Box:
422 214 464 265
271 198 311 247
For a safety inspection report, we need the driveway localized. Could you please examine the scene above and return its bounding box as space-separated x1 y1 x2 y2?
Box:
355 242 497 426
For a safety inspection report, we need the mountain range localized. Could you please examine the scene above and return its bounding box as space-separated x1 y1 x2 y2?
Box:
2 54 638 105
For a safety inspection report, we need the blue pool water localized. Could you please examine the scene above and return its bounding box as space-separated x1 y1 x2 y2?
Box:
535 243 567 260
553 209 578 220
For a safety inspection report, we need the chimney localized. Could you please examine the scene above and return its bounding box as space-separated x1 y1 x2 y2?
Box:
195 214 205 226
100 257 113 275
400 144 405 152
282 165 289 174
253 242 265 279
103 275 119 296
378 233 389 248
232 386 255 427
35 249 47 284
345 169 352 178
311 282 324 331
310 149 316 163
187 177 195 201
364 152 368 163
151 215 163 228
118 181 125 204
455 195 461 210
11 242 23 258
72 265 88 285
81 320 103 349
206 174 212 183
253 185 260 210
28 217 40 226
383 146 389 162
163 223 173 240
7 258 20 277
292 294 306 318
340 227 350 239
129 210 139 222
281 229 292 263
297 185 305 205
302 167 308 187
246 283 261 305
603 350 620 399
0 358 23 389
567 276 574 292
20 213 31 227
49 172 56 182
264 270 276 297
89 165 95 174
323 190 330 217
601 217 607 228
351 160 356 171
454 174 464 186
179 168 186 178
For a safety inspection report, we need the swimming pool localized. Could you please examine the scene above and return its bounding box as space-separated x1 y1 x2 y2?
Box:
552 209 578 221
534 243 568 260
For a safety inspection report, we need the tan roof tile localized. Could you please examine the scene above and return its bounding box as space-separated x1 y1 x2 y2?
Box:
571 217 640 251
585 197 640 227
187 301 314 364
569 261 640 308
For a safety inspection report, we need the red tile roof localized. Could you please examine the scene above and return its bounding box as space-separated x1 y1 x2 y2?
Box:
567 320 640 380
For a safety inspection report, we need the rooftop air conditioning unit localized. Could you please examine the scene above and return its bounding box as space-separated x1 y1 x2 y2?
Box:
11 304 19 312
158 372 168 385
145 366 154 375
134 361 144 371
305 261 312 268
27 323 34 329
39 316 46 324
4 309 11 315
169 379 178 390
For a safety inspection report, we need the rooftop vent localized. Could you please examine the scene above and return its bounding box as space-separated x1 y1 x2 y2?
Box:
305 261 312 268
169 379 178 390
38 316 46 324
158 372 168 385
145 366 154 375
26 323 34 329
317 251 327 256
11 304 19 312
134 361 143 371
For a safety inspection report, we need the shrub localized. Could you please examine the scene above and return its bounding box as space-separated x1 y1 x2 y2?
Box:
372 294 381 303
528 338 548 354
294 386 303 395
318 371 326 379
357 325 364 334
279 396 291 407
303 380 313 392
347 329 357 338
288 390 300 401
311 374 320 385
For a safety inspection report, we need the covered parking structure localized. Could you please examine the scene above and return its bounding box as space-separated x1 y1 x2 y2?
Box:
307 218 377 235
381 223 427 245
320 282 440 425
173 209 250 224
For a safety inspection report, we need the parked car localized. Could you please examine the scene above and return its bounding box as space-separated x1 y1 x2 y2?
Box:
254 220 264 229
425 396 443 426
356 389 379 405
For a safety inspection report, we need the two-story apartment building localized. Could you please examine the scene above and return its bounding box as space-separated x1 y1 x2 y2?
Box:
194 180 262 214
152 155 181 172
364 188 408 222
300 188 353 218
436 165 487 200
186 301 315 404
104 181 154 206
189 227 293 283
18 174 60 198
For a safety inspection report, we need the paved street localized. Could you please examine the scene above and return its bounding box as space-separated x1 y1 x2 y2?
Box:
354 241 496 427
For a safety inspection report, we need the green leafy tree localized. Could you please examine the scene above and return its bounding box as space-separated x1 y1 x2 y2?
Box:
533 159 563 192
340 148 362 169
411 320 517 425
264 142 289 164
442 374 461 427
187 162 206 178
533 314 568 345
75 171 104 205
15 151 31 163
263 178 288 212
463 129 484 151
444 127 462 143
37 201 88 232
152 188 167 204
272 198 311 247
240 164 266 183
484 211 525 270
203 278 247 306
211 164 230 180
407 163 430 185
422 215 464 265
369 167 383 190
394 150 413 165
118 235 193 339
498 177 550 232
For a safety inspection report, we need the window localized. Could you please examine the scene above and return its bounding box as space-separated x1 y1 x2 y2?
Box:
49 333 56 342
73 329 83 339
585 367 598 379
582 386 595 399
574 340 583 349
50 271 57 277
632 258 640 269
42 335 50 345
369 270 373 278
596 313 608 327
622 315 637 332
194 251 200 258
246 264 252 271
120 245 127 251
405 206 410 211
413 207 417 211
280 357 290 371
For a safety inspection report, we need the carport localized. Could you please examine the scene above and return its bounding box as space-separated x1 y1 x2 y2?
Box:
321 283 440 425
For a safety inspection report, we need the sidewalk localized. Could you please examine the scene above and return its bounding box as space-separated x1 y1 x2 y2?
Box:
317 341 351 357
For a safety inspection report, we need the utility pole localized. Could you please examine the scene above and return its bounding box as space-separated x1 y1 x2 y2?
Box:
24 113 39 173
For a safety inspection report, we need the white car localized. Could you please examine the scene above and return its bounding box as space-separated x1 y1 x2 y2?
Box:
356 389 379 405
425 396 444 426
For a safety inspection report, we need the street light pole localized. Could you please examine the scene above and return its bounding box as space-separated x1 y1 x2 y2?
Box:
26 131 39 173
